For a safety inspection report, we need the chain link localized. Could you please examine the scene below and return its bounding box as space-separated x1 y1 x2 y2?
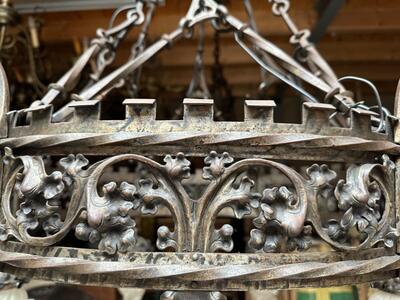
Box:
269 0 290 16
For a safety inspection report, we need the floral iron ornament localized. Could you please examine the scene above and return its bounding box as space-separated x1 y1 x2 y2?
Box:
306 155 398 251
0 149 397 255
0 149 92 246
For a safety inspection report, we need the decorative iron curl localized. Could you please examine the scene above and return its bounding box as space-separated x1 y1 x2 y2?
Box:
77 154 192 253
0 150 397 255
0 148 90 246
306 156 398 251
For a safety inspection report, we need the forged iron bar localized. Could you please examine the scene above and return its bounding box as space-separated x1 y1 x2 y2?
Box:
0 243 397 290
243 0 285 93
1 133 398 155
268 0 343 91
59 0 350 119
0 249 398 281
39 44 100 106
0 63 8 137
52 1 159 121
127 0 158 97
186 23 210 98
234 31 319 103
76 27 184 101
42 2 147 121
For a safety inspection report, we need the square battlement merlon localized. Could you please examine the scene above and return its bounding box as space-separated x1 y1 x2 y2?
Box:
69 100 101 122
244 100 276 122
183 99 214 123
123 99 156 121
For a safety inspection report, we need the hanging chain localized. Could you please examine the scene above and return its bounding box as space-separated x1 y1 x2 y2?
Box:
267 0 396 132
186 23 211 99
88 1 146 83
42 0 395 132
268 0 341 89
126 0 160 97
210 29 231 120
243 0 281 95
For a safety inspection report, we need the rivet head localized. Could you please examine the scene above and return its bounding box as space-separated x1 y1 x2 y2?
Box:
192 253 200 261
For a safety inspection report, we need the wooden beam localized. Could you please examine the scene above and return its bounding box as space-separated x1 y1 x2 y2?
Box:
24 0 400 44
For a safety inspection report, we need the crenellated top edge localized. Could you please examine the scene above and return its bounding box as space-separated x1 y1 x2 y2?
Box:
1 98 398 158
5 98 390 137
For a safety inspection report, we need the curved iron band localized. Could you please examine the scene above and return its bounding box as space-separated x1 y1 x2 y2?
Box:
0 64 9 137
0 247 398 283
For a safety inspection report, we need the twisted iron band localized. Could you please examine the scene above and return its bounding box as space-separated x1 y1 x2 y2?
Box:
0 242 398 290
0 150 398 289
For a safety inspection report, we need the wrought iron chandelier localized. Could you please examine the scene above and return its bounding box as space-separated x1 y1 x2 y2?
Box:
0 0 399 298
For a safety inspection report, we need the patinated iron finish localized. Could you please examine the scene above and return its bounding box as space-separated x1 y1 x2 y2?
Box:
0 146 397 289
2 99 398 162
0 148 397 252
0 242 398 290
0 0 399 295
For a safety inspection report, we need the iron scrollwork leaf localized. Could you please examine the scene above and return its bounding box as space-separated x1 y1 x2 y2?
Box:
249 186 311 252
75 181 138 255
307 156 399 250
164 152 191 181
203 151 234 180
74 153 192 253
0 150 397 255
1 149 90 246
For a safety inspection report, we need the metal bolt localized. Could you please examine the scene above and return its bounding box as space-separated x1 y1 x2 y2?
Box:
192 253 200 261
